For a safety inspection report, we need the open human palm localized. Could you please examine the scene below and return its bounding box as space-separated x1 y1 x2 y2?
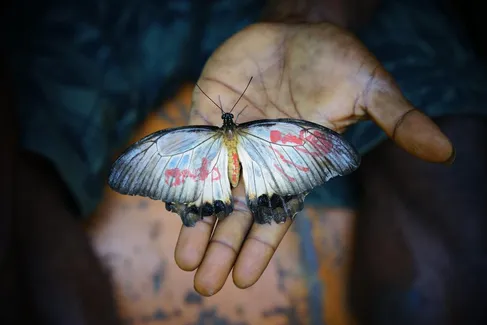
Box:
173 22 454 296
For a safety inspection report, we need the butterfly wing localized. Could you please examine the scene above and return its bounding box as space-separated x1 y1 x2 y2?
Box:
108 126 233 226
236 118 360 224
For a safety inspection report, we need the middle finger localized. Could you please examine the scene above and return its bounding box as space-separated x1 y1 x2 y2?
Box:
193 184 253 296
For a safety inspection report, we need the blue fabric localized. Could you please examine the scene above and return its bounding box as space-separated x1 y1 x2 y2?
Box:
5 0 263 217
4 0 487 217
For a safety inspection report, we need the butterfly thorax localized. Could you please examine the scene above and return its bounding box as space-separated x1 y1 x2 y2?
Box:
221 113 241 188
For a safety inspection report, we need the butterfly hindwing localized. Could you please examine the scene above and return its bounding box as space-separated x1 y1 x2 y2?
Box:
108 126 233 226
235 119 360 224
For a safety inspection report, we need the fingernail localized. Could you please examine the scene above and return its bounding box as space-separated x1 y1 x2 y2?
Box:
443 146 456 165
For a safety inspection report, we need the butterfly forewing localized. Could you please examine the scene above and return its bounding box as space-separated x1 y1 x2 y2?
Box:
108 126 233 226
235 119 360 224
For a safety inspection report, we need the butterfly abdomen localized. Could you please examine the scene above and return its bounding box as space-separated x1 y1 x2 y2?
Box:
227 148 240 188
223 130 240 188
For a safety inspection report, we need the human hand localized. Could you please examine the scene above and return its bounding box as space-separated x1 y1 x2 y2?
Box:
174 22 454 296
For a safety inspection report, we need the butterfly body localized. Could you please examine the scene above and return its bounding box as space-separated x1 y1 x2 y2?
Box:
108 111 361 227
220 113 242 188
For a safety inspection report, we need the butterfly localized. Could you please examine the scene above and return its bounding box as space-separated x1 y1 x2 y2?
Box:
108 78 361 227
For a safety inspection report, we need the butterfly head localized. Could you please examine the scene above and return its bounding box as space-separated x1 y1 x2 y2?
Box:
221 112 235 127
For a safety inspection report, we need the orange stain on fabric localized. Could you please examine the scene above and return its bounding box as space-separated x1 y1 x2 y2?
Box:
87 84 357 325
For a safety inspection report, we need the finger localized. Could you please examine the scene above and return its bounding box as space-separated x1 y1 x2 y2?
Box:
194 188 253 296
174 216 216 271
232 217 294 289
366 77 455 164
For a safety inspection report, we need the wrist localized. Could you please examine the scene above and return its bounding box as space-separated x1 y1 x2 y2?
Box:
260 0 345 27
260 0 380 29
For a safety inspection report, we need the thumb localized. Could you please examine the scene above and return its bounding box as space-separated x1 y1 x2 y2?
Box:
365 77 455 164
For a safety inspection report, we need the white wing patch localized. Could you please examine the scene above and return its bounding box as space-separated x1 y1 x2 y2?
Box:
236 119 360 224
108 127 233 226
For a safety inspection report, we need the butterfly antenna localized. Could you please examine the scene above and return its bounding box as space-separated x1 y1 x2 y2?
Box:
235 105 248 124
229 76 253 113
218 95 223 111
195 83 224 114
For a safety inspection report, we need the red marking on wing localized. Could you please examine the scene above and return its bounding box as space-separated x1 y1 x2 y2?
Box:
212 168 221 181
270 130 281 143
295 146 320 157
270 129 333 155
274 164 296 182
301 130 333 154
271 147 310 172
270 130 304 145
164 158 220 186
198 158 210 180
164 169 187 186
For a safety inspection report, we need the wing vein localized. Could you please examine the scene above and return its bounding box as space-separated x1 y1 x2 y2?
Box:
278 147 302 193
242 137 283 194
127 146 152 192
156 133 220 158
146 155 163 197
